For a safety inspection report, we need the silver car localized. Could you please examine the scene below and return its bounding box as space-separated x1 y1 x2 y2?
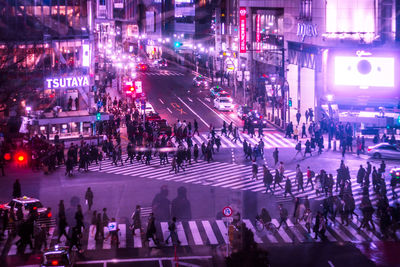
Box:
367 143 400 159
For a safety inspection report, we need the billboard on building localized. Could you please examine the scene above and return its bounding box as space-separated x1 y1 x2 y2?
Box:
239 7 246 53
328 49 399 101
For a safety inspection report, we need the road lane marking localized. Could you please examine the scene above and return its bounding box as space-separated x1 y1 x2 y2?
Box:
176 221 189 245
197 97 231 125
160 222 172 246
167 108 173 114
119 224 126 248
177 96 209 127
188 97 193 102
159 98 164 104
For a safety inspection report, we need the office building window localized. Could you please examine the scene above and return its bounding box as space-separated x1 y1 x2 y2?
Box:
299 0 312 21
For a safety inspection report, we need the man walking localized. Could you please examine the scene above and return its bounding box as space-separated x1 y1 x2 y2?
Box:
284 178 294 198
165 217 180 245
273 148 279 166
85 187 94 211
263 165 273 194
277 204 289 230
252 160 258 180
193 119 199 136
294 141 303 159
306 166 314 189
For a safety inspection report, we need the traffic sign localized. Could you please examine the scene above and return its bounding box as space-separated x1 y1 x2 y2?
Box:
222 206 233 217
108 222 117 231
135 81 142 94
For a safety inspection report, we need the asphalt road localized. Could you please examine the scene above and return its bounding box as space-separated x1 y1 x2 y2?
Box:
1 64 400 267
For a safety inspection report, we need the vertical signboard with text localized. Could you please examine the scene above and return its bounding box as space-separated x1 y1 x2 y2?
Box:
256 14 261 52
239 7 247 53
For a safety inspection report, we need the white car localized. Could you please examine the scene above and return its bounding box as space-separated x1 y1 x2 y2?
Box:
367 143 400 159
214 97 233 111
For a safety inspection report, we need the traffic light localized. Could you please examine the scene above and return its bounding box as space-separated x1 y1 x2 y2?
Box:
174 42 182 48
96 112 101 121
288 98 293 107
15 152 27 165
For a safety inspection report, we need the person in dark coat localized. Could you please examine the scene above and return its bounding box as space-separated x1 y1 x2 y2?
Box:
131 205 142 236
171 187 192 220
263 165 273 193
13 179 21 198
85 187 94 211
145 213 159 246
284 178 294 198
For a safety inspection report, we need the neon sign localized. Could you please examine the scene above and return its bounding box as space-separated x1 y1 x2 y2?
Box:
356 50 372 57
256 14 261 52
239 7 247 53
45 75 90 89
297 23 318 42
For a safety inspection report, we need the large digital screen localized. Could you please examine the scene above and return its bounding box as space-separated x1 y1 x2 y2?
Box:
334 56 395 88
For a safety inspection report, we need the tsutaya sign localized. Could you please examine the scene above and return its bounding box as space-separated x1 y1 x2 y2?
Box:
45 75 90 89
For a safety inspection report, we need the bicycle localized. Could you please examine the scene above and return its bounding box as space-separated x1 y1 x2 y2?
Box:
255 216 277 233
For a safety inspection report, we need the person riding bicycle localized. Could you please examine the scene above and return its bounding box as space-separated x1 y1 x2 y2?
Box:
258 208 272 224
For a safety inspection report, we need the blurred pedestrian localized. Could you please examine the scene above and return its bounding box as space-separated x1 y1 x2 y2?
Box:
85 187 94 211
13 179 21 198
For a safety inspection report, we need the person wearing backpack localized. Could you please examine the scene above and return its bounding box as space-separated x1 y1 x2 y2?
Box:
294 141 303 159
306 166 315 189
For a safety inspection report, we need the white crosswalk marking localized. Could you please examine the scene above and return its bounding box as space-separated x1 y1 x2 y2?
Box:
243 219 263 244
87 225 96 250
189 221 203 245
216 220 228 244
202 221 218 245
176 222 188 246
170 131 294 149
271 219 293 243
103 227 111 249
160 222 171 246
119 224 126 248
4 217 393 256
286 219 307 242
133 228 142 248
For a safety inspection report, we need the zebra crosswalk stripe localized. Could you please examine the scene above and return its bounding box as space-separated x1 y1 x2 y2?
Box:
243 219 263 244
271 219 292 243
189 221 203 245
87 225 96 250
202 221 218 245
215 220 228 244
4 218 392 256
160 222 171 247
286 219 307 242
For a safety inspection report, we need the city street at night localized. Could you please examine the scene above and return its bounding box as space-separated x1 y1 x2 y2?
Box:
0 0 400 267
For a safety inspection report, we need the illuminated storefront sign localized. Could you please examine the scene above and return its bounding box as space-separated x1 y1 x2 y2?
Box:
239 7 247 53
82 44 90 67
256 14 261 52
297 23 318 41
45 76 90 89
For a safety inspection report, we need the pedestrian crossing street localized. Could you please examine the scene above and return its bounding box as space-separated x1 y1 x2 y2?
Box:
172 132 296 149
90 157 400 209
138 70 184 76
6 217 391 256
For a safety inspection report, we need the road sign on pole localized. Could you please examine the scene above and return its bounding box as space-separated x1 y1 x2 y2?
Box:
223 206 233 217
237 71 243 81
244 71 250 81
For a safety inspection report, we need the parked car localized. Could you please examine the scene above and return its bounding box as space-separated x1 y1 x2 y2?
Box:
367 143 400 159
214 97 234 111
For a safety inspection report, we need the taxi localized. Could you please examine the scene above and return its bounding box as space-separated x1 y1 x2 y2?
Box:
0 196 49 220
214 97 234 112
41 246 75 267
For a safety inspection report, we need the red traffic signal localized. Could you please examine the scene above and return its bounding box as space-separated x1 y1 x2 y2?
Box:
4 153 11 161
15 152 27 164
